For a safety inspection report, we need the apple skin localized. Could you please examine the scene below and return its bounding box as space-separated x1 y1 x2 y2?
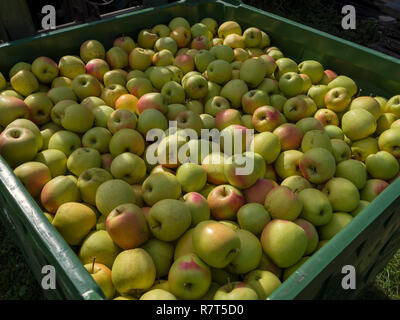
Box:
31 56 59 84
6 118 43 152
85 59 110 81
244 270 281 299
106 203 148 250
350 96 381 120
60 103 94 134
294 218 319 255
140 289 176 300
319 212 353 240
168 253 211 300
241 89 270 114
11 70 39 96
351 137 379 162
171 26 191 48
273 123 303 150
296 117 324 134
147 199 191 242
265 186 303 221
252 106 282 133
298 60 324 84
366 151 399 180
182 192 211 227
320 69 338 84
175 110 203 135
281 175 311 194
77 167 112 206
176 163 207 193
24 92 53 125
378 128 400 158
299 147 336 184
301 129 333 153
84 263 115 300
243 178 277 205
298 188 333 226
283 96 309 122
314 108 339 126
52 202 96 245
0 95 30 128
220 79 249 108
335 159 367 190
141 239 174 278
126 77 153 99
111 248 156 295
377 113 398 135
35 149 67 177
322 177 360 213
250 131 281 164
80 40 105 63
325 87 351 112
227 229 262 274
0 127 38 168
360 179 389 202
107 109 137 135
207 184 245 220
240 58 267 88
142 172 181 206
95 179 137 216
201 152 229 185
67 147 101 177
260 219 308 268
82 127 112 154
192 220 241 268
279 72 304 97
137 92 168 114
109 128 145 157
58 55 85 79
214 282 259 300
129 48 154 71
383 95 400 116
341 108 377 141
274 149 303 179
79 230 120 268
237 203 271 236
14 161 51 197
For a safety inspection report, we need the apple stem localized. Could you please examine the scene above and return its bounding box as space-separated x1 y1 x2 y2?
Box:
91 257 96 273
227 276 232 291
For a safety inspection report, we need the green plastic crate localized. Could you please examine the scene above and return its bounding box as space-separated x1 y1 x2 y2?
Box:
0 0 400 300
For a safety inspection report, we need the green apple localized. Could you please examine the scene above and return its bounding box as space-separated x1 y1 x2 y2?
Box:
260 219 307 268
224 33 245 48
51 76 72 88
82 127 112 154
361 179 389 202
84 263 115 300
201 113 215 129
14 161 51 197
126 77 153 99
95 179 136 216
0 95 30 127
264 186 303 221
280 175 311 194
50 100 76 125
385 95 400 116
319 212 353 240
183 74 208 99
274 57 298 80
325 87 351 112
35 149 67 177
79 230 120 268
182 192 211 227
214 282 259 300
170 26 191 48
168 253 211 300
52 202 96 245
273 123 303 150
155 37 178 55
77 167 112 205
335 159 367 189
11 70 39 96
58 55 85 79
250 132 281 164
207 184 245 220
6 118 43 151
279 72 304 97
377 113 398 135
0 127 38 168
47 86 77 104
91 105 113 128
129 48 154 71
142 172 181 206
322 177 360 212
109 128 145 157
366 151 399 180
298 60 324 84
301 129 333 153
147 199 191 241
241 89 270 115
351 137 379 161
298 188 332 226
71 74 101 101
239 58 266 87
175 110 203 135
205 96 230 116
237 203 270 236
283 96 309 122
328 75 358 97
252 106 282 132
342 107 377 140
294 218 319 255
207 59 232 84
244 270 281 299
176 163 207 192
378 128 400 158
80 40 105 63
24 92 53 125
296 117 324 134
201 152 228 185
111 248 156 295
161 81 185 105
299 147 336 184
227 229 262 274
195 50 216 73
110 152 146 184
142 238 174 278
192 220 240 268
350 96 381 120
106 203 148 250
174 228 196 260
85 59 110 82
274 150 303 179
220 79 248 108
307 84 329 108
67 147 101 177
60 103 94 133
210 44 234 62
140 289 176 300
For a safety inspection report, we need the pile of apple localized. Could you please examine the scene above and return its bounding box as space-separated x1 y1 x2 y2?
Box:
1 16 400 301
